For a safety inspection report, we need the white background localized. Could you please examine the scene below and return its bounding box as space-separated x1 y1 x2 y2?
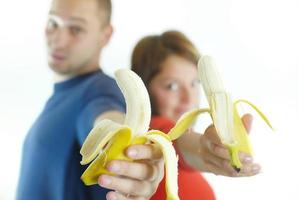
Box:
0 0 299 199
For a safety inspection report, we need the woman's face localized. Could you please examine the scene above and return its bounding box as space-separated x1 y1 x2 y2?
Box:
149 55 200 122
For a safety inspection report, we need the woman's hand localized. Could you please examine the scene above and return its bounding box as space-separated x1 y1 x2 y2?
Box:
98 144 164 200
199 114 261 176
198 114 261 176
177 114 261 177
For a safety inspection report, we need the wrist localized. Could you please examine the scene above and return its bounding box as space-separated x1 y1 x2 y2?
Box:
176 132 207 172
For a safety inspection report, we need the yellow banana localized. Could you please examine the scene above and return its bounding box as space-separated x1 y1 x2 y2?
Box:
80 69 207 200
197 55 273 170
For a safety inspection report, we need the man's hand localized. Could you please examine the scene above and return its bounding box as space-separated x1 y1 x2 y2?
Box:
198 114 261 176
98 144 164 200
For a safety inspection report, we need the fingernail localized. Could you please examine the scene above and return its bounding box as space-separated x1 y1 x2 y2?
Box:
108 163 120 173
107 192 117 200
243 156 253 164
99 175 112 186
127 148 137 158
251 165 261 174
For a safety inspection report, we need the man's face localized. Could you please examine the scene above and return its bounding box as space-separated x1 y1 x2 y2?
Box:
46 0 111 75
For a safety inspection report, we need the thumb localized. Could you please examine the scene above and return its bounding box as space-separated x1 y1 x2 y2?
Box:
241 113 253 133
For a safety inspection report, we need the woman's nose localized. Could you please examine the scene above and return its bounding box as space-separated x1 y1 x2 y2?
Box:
180 86 198 106
180 87 191 103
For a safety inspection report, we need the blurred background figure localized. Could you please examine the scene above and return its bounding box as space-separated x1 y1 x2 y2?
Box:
132 30 260 200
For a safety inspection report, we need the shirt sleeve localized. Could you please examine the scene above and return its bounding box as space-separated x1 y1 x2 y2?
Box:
76 96 125 146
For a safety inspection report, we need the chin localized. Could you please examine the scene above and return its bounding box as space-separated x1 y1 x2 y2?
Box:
49 63 71 75
168 115 179 122
174 116 181 122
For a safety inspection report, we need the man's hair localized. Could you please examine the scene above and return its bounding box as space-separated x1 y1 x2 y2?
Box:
96 0 112 26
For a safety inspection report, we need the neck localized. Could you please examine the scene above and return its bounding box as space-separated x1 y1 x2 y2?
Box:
51 54 102 83
52 66 101 83
53 73 75 83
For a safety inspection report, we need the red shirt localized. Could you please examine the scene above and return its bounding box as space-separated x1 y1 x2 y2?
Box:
150 116 215 200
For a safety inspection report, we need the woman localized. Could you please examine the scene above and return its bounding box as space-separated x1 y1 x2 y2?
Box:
131 31 260 200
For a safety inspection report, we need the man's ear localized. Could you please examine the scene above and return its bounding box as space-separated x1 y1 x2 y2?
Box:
100 24 113 47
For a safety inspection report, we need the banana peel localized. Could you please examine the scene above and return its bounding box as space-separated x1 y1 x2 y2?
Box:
197 55 274 170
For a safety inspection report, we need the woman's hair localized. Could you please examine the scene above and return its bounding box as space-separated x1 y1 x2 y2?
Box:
131 30 200 86
131 30 200 115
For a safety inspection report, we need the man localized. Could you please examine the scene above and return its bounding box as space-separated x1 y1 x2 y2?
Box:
16 0 164 199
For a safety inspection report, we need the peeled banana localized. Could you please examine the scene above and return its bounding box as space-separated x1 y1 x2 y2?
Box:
197 55 273 170
80 69 207 200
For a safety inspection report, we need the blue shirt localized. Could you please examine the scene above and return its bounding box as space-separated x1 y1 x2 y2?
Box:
17 70 126 200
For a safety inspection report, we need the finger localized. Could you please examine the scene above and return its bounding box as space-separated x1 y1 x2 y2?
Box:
126 144 163 160
202 151 237 175
204 125 222 144
238 152 254 164
106 160 159 181
241 113 253 133
199 148 257 176
99 175 154 197
207 146 255 168
204 161 238 176
203 162 222 175
209 143 230 160
202 126 230 159
106 191 146 200
204 159 259 177
238 163 261 176
200 136 230 160
203 122 255 161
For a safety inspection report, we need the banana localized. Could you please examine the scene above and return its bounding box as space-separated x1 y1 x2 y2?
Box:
80 69 207 200
197 55 273 170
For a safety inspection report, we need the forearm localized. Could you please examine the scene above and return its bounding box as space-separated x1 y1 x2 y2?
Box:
94 110 125 126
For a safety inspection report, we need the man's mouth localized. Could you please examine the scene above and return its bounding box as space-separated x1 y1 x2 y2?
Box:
50 53 66 63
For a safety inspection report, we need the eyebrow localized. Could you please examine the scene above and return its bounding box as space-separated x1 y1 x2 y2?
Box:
49 11 87 24
69 17 87 24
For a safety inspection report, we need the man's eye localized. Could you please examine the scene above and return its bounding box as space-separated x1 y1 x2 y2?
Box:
166 82 179 91
70 26 83 35
46 19 58 30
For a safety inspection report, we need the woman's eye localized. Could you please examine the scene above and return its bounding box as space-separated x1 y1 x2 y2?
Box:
166 82 179 91
191 79 200 88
